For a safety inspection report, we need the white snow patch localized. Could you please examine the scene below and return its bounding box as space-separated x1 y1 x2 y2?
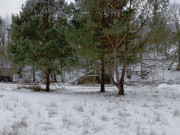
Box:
0 83 180 135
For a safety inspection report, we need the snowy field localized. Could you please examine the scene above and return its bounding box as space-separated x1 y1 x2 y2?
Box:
0 83 180 135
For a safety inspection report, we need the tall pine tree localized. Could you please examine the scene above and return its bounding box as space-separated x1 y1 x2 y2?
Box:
8 0 72 91
76 0 151 95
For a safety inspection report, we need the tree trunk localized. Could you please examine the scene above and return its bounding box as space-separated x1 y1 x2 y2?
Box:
164 43 167 57
108 59 117 85
117 82 124 95
60 62 64 83
45 68 50 92
117 63 126 95
86 59 89 72
113 48 119 82
117 40 127 95
109 66 114 84
32 65 36 83
53 73 57 82
140 49 144 79
168 55 177 70
18 66 23 79
2 33 5 54
100 55 105 92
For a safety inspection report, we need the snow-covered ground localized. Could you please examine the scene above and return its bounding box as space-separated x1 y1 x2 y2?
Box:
0 83 180 135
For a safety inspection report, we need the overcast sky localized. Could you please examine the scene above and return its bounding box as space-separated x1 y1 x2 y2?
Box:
0 0 179 19
0 0 74 18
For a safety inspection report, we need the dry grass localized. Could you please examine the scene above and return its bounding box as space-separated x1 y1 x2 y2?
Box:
153 112 167 125
62 113 75 128
173 110 180 117
0 117 28 135
73 104 84 112
48 108 58 117
11 117 28 129
100 114 109 121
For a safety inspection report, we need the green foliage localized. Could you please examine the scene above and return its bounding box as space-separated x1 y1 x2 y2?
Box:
8 0 72 74
67 11 103 64
104 19 126 36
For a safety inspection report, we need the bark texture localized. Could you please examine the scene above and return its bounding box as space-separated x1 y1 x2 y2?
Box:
45 68 51 92
100 56 105 92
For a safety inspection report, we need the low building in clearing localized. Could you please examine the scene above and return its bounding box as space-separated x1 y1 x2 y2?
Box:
0 68 13 82
71 68 111 85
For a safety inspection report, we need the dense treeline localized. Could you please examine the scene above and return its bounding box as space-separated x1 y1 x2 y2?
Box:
1 0 180 95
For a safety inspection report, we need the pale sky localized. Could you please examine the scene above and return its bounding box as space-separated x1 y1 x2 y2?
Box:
0 0 179 19
0 0 74 18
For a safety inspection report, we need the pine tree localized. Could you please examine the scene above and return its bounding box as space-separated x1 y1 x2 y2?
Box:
8 0 73 91
67 4 109 92
76 0 151 95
